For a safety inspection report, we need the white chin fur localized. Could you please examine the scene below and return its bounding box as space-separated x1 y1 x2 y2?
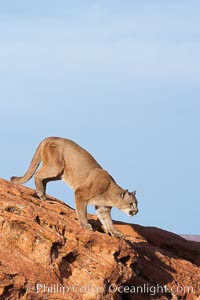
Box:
120 208 133 216
125 210 132 217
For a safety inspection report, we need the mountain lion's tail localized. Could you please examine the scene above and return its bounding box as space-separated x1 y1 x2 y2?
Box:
10 143 42 184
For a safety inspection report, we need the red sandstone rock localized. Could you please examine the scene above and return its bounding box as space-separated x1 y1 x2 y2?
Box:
0 178 199 300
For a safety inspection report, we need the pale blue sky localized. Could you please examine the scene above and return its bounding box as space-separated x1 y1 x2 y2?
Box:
0 1 200 235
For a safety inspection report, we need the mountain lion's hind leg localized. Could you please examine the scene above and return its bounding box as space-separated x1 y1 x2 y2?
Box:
95 206 124 238
34 161 64 200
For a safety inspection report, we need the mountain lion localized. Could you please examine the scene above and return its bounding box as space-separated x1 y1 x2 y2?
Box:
11 137 138 238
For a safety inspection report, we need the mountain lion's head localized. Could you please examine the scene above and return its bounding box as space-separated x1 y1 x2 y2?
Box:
119 190 138 216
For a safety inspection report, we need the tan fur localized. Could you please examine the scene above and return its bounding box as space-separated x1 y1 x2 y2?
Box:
11 137 138 238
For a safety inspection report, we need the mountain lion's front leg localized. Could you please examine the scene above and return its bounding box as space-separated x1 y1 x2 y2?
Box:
95 206 124 238
75 192 93 231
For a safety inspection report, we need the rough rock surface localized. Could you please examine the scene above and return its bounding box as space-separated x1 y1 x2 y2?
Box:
0 178 199 300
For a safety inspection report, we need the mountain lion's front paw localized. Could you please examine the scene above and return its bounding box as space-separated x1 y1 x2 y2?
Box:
81 223 93 231
37 192 46 201
108 229 124 239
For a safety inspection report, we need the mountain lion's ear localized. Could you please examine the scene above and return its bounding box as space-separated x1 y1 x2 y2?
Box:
131 191 136 196
120 189 128 199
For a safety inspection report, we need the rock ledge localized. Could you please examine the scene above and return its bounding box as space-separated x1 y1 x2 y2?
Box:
0 178 199 300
